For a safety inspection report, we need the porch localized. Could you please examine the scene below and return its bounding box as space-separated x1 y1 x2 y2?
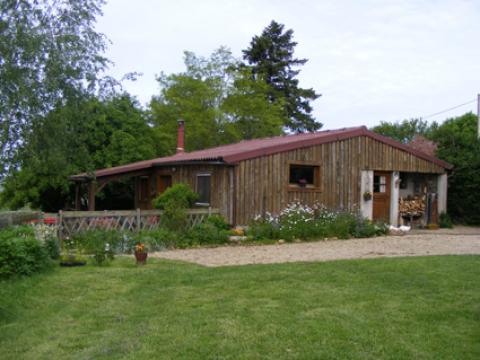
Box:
360 170 447 227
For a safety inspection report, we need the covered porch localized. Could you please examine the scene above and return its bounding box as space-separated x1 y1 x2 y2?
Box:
360 170 448 227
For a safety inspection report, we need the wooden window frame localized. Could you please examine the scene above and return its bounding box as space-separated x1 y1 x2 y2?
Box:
195 172 211 206
287 161 322 192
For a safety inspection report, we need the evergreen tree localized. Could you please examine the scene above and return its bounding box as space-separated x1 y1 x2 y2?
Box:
242 20 321 132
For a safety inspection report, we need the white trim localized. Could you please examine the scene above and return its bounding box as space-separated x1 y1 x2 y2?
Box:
360 170 373 220
390 171 400 226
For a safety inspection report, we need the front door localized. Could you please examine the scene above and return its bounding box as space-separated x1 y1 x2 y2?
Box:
157 175 172 195
373 171 391 222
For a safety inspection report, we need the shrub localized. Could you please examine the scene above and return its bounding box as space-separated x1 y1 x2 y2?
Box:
72 229 122 265
248 215 281 240
206 214 230 230
0 226 50 279
132 228 180 251
439 212 453 228
152 183 198 209
184 223 229 247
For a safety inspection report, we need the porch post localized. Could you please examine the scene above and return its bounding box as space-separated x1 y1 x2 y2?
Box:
390 171 400 226
360 170 373 220
437 173 448 214
74 182 81 210
88 181 96 211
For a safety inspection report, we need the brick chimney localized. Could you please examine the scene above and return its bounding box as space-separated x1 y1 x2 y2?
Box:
176 119 185 154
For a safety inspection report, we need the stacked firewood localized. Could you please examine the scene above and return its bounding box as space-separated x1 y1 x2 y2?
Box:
399 196 425 217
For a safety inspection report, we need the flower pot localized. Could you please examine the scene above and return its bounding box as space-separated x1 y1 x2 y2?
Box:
363 192 372 201
135 251 148 265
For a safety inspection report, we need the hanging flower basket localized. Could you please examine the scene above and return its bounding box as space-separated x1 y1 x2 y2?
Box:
363 191 373 201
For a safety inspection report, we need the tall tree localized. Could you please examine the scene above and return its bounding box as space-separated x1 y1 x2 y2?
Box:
430 113 480 224
0 0 109 175
242 20 321 132
150 47 284 151
0 94 163 211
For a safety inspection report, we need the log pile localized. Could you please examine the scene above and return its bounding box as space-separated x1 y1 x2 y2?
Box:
399 196 425 218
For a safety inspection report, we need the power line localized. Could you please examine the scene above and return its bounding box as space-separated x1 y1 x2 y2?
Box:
422 99 477 120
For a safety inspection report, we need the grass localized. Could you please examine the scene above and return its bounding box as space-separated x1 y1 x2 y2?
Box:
0 256 479 359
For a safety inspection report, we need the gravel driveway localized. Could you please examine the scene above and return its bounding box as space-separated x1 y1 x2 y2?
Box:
150 226 480 267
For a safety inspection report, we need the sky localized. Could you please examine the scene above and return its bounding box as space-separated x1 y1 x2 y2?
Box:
96 0 480 130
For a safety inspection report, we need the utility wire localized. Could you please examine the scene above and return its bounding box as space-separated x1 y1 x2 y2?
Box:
422 99 477 120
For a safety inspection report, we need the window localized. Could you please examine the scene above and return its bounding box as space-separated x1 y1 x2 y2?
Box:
373 175 387 193
289 164 319 188
196 174 211 205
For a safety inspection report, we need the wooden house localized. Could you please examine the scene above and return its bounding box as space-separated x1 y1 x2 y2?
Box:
71 122 452 226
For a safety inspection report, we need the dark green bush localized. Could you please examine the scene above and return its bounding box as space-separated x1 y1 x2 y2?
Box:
0 226 50 279
152 183 198 209
439 212 453 228
44 237 60 259
248 219 281 240
72 229 122 265
206 214 230 230
184 223 229 247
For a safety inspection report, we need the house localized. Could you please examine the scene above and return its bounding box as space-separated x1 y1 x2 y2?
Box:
70 121 452 226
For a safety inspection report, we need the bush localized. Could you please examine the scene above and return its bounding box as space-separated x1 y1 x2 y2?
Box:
439 212 453 228
72 229 122 265
131 228 181 251
152 183 198 209
184 223 229 247
248 217 281 240
206 215 230 230
0 226 50 279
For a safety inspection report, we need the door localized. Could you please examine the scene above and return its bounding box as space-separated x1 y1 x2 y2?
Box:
373 171 391 222
157 175 172 195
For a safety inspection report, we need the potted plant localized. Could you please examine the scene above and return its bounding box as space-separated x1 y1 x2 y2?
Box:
134 242 148 265
363 191 373 201
298 179 307 188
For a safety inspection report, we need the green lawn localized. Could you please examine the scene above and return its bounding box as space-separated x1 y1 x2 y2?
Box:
1 256 479 359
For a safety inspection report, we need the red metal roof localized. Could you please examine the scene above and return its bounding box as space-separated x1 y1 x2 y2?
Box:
71 126 452 180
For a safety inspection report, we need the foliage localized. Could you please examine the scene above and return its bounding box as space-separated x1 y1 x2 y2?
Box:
243 20 321 132
150 47 285 152
71 229 122 265
206 214 230 230
152 183 199 210
439 212 453 228
248 202 388 241
372 113 480 225
0 94 162 211
183 223 230 247
371 118 434 143
131 228 181 252
430 113 480 225
0 0 109 174
152 183 199 231
0 226 50 279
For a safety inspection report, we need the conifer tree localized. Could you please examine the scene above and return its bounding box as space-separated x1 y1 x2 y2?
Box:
243 20 321 132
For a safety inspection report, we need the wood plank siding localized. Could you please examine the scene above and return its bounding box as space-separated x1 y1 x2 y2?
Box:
233 136 445 224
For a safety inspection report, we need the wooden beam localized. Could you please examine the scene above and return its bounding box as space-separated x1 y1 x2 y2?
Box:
88 181 96 211
75 183 81 210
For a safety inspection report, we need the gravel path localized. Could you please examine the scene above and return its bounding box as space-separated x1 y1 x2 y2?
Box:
150 227 480 267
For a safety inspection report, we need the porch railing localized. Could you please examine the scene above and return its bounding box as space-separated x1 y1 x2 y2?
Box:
58 208 218 239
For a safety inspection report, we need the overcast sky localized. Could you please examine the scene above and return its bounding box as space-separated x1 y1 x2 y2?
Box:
96 0 480 130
